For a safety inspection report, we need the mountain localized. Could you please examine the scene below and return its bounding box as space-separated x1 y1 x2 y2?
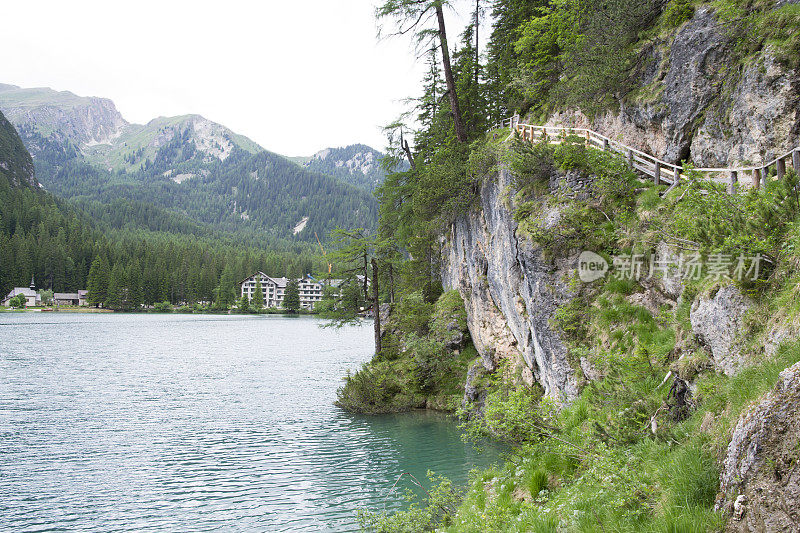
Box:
293 144 404 192
0 84 377 239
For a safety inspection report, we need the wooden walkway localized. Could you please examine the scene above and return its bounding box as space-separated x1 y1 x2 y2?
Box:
492 116 800 193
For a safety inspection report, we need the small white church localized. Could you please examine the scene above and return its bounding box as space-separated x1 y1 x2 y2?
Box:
1 277 40 307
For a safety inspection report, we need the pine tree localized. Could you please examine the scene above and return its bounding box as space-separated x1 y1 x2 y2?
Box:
106 263 126 310
253 277 265 309
283 279 301 313
237 295 251 313
215 264 238 309
127 260 143 310
86 255 110 307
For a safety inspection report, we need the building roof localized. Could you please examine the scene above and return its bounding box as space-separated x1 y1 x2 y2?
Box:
54 293 80 300
3 288 36 299
270 277 288 288
240 273 323 289
238 271 269 286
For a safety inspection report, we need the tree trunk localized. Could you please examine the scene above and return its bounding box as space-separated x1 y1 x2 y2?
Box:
401 133 415 170
362 252 369 304
435 4 467 143
474 0 479 88
388 263 395 304
371 258 381 355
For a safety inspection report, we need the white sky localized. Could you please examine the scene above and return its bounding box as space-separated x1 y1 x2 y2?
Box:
0 0 475 156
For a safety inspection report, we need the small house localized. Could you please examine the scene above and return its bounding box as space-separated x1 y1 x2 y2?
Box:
2 287 40 307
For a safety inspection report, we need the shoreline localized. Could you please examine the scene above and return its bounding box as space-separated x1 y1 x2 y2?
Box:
0 307 318 316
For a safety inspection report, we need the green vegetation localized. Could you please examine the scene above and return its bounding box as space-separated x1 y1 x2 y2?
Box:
8 293 26 308
347 1 800 527
0 106 337 308
31 142 378 242
1 86 379 244
335 290 475 414
0 153 326 309
0 109 33 187
283 279 301 313
366 136 800 529
252 278 265 310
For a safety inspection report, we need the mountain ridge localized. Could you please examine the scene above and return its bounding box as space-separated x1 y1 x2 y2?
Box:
291 143 407 192
0 83 378 240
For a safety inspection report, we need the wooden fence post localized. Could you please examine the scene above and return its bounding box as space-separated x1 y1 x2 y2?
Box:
777 158 786 181
654 161 661 185
752 168 761 189
627 149 634 168
729 170 738 194
602 138 609 152
793 149 800 173
762 167 768 188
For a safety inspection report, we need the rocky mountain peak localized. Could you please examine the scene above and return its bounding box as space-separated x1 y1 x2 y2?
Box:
0 85 127 149
0 84 263 171
302 144 398 192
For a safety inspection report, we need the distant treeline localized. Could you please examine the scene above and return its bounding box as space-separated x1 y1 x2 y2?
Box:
0 172 326 306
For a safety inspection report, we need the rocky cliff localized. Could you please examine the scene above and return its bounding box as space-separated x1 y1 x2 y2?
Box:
720 361 800 532
298 144 406 192
440 166 579 403
0 84 127 148
543 6 800 168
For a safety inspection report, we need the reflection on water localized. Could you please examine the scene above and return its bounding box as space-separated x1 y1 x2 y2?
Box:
0 313 503 531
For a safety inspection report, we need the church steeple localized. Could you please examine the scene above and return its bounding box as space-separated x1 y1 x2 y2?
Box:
29 276 35 290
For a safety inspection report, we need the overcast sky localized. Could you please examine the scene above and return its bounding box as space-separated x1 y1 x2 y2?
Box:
0 0 476 156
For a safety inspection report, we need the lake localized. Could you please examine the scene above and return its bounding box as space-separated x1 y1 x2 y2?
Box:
0 313 502 531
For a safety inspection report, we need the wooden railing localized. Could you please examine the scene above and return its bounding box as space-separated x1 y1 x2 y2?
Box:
491 116 800 193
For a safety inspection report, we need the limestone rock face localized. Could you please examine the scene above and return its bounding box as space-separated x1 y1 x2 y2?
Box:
719 361 800 532
441 167 579 403
544 7 799 168
0 87 127 148
690 285 752 375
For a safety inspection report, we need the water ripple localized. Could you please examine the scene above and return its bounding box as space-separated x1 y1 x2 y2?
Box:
0 313 503 531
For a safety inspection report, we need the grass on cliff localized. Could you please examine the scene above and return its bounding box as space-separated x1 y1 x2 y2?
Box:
335 290 476 414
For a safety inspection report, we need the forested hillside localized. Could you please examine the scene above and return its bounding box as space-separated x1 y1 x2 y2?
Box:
0 85 378 240
324 0 800 531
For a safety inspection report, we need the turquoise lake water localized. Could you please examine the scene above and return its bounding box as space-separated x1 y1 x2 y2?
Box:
0 313 503 531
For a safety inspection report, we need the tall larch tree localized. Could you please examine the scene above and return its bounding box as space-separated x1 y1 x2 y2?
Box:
377 0 467 143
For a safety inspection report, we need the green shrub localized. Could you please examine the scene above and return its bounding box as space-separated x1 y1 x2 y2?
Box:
663 0 695 28
482 386 544 444
395 291 434 336
334 363 407 414
9 293 26 308
358 472 464 532
510 137 555 194
153 301 172 312
407 334 451 393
